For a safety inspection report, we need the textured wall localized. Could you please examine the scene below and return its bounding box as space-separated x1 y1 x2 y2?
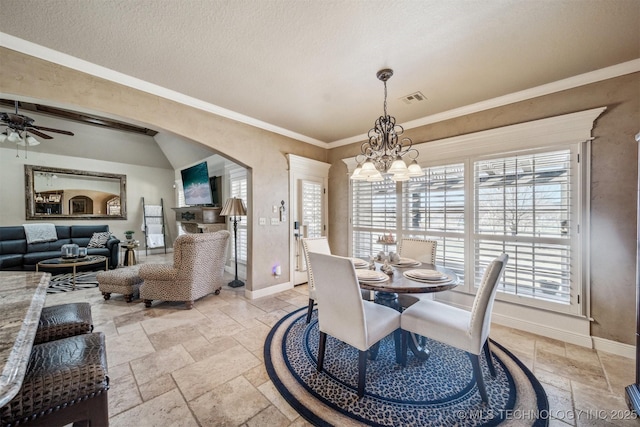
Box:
0 47 327 291
329 72 639 344
2 46 637 344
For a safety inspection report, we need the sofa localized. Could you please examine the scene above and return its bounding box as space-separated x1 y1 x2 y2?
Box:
0 225 120 270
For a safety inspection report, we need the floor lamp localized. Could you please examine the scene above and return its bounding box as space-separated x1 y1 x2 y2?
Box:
221 197 247 288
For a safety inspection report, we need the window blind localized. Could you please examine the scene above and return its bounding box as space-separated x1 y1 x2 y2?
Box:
474 150 572 304
352 176 397 258
229 171 248 264
301 180 323 238
401 163 466 278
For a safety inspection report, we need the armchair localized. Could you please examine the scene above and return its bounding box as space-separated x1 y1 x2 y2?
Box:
139 230 230 309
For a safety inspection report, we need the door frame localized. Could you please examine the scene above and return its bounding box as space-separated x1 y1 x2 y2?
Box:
287 154 330 286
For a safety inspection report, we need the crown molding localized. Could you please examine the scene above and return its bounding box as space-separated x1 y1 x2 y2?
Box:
2 33 638 151
329 59 640 149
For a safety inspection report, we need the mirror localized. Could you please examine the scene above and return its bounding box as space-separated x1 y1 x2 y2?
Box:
25 165 127 220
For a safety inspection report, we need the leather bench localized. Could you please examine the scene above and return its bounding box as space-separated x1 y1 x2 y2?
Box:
0 333 109 426
34 302 93 345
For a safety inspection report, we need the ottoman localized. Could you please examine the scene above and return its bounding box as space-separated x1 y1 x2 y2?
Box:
96 266 142 303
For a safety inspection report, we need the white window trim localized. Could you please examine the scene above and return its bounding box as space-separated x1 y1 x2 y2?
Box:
344 107 606 346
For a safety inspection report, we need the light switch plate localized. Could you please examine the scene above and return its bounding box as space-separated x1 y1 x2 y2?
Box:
259 217 266 225
270 218 279 225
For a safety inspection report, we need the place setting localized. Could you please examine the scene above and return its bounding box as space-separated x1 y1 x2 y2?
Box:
355 269 389 284
390 257 422 268
349 257 369 269
403 268 452 283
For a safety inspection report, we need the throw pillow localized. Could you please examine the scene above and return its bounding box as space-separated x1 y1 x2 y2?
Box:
88 232 112 248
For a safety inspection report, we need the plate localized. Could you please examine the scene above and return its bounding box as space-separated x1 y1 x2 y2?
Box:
350 257 369 268
403 269 448 281
391 258 421 267
356 270 389 282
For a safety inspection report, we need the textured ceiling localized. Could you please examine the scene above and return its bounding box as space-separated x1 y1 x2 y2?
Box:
0 0 638 145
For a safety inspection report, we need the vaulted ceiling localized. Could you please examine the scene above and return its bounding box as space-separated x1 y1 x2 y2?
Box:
0 0 638 148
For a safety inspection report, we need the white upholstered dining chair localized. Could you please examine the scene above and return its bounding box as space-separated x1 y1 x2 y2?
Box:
397 238 438 309
301 237 331 324
400 253 508 404
308 252 401 398
301 237 371 324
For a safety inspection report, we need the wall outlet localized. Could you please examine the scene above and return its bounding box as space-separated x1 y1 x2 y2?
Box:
259 217 266 225
270 217 279 225
272 205 278 213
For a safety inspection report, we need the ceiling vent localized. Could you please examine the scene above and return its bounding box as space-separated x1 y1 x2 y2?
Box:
400 91 426 105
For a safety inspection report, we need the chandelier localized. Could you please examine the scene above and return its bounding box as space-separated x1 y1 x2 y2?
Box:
350 69 424 182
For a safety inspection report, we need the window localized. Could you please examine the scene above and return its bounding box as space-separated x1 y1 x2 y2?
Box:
300 180 323 238
401 163 466 280
352 176 397 259
473 150 573 306
347 107 604 316
351 149 578 313
229 168 248 264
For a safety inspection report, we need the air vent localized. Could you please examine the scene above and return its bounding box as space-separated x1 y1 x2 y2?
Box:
400 91 426 105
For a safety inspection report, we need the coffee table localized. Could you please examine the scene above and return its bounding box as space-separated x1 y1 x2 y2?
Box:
36 255 108 290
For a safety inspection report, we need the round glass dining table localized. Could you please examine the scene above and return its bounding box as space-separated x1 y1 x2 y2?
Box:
357 262 460 361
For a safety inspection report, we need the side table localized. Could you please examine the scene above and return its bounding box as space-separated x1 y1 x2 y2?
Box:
120 241 140 266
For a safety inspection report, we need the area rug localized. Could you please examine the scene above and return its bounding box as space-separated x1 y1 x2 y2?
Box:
264 308 549 426
47 271 100 293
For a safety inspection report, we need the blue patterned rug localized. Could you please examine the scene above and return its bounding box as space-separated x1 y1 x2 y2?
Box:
264 307 548 426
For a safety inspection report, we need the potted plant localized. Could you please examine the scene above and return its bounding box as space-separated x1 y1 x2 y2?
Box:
124 230 135 241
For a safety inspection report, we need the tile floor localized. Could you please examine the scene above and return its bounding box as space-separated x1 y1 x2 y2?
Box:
45 252 636 426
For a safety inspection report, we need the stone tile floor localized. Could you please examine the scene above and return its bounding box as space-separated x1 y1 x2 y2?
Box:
46 252 636 426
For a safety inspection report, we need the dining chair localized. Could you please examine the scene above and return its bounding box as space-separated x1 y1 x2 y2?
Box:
301 237 372 324
308 252 401 398
397 238 438 309
400 253 508 404
301 237 331 324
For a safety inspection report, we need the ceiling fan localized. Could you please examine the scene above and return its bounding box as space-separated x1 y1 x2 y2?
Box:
0 100 74 146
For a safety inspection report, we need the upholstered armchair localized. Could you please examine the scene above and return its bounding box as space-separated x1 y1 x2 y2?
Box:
139 230 230 309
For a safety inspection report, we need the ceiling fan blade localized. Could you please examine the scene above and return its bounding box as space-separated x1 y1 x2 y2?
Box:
30 125 74 136
26 128 53 139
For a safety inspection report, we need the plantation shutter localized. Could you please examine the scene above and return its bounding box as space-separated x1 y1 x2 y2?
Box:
401 163 466 278
474 149 572 304
229 169 248 264
301 180 323 238
352 176 398 258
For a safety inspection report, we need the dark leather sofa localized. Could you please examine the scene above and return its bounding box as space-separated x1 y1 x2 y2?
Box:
0 225 120 270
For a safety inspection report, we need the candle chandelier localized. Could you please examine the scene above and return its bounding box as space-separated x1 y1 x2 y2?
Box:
350 69 424 182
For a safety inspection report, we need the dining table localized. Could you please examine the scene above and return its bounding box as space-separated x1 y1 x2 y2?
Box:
354 259 459 362
0 271 51 407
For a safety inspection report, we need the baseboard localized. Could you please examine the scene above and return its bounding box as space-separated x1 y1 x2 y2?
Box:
246 281 293 299
592 336 636 359
491 312 593 348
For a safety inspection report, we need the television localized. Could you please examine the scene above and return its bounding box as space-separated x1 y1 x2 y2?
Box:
180 161 214 206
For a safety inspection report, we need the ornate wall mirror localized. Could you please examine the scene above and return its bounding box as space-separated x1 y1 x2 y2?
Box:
25 165 127 220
